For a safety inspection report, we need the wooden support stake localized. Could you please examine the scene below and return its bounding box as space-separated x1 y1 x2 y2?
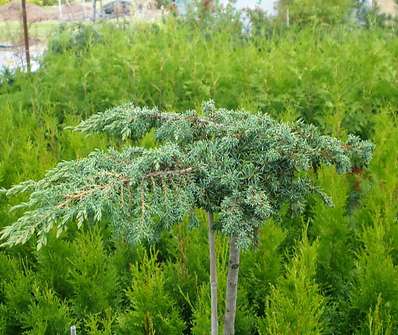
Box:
70 325 77 335
21 0 31 72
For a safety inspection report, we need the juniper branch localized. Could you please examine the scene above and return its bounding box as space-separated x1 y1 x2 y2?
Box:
0 145 196 249
1 101 374 250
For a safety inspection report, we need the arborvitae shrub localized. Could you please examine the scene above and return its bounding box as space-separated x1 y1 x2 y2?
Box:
260 231 326 335
163 219 210 329
109 238 139 291
277 0 354 26
346 113 397 334
2 267 35 332
233 289 258 335
365 294 393 335
67 228 120 318
350 224 398 333
311 167 355 333
240 222 286 315
311 168 352 284
117 249 185 334
0 253 19 298
48 24 103 55
84 308 116 335
191 284 212 335
20 287 73 335
0 304 7 333
351 111 398 259
0 255 20 331
0 104 59 188
36 236 74 299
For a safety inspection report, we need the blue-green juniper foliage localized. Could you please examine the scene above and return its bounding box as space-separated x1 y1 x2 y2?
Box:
0 101 373 249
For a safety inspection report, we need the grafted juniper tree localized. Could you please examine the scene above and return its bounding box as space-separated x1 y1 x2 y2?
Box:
1 101 373 335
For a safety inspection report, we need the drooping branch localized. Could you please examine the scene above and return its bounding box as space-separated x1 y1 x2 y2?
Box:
0 145 196 249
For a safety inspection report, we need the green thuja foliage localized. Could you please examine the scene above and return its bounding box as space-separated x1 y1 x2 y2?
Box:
2 21 397 138
351 111 398 255
310 167 354 333
350 223 398 333
35 235 74 298
20 286 73 335
277 0 354 26
0 304 7 333
0 259 74 335
366 295 393 335
2 266 35 332
0 16 397 335
48 24 103 55
67 228 120 319
0 254 21 331
260 231 326 335
0 103 60 188
110 237 139 290
162 218 211 330
0 101 372 334
342 110 398 333
240 222 286 315
0 253 19 299
84 308 117 335
191 284 213 335
1 262 71 334
233 289 258 335
117 249 185 334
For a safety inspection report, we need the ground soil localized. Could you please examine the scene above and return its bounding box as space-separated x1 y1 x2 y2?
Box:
0 1 87 22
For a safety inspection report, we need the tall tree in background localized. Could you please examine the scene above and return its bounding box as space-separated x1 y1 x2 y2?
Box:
0 101 373 334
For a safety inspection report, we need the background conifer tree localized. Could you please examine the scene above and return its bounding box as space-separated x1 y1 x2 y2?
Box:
1 101 373 334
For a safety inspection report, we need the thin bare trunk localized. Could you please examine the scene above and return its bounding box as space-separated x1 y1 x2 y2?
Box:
207 211 218 335
21 0 30 72
224 236 240 335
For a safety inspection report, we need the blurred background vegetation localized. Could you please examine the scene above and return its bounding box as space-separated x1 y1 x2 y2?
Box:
0 1 397 334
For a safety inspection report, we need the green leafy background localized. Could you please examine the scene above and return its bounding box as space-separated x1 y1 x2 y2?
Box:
0 14 397 334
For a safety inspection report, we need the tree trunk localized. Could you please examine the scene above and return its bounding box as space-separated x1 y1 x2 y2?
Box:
21 0 31 73
224 236 240 335
207 211 218 335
